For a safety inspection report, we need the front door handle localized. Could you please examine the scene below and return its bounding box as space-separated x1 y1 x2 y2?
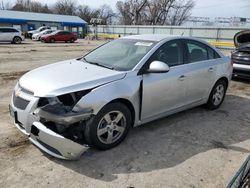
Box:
178 75 186 81
208 67 214 72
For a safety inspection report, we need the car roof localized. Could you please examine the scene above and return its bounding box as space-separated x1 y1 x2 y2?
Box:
122 34 181 42
122 34 224 57
122 34 212 43
0 27 18 29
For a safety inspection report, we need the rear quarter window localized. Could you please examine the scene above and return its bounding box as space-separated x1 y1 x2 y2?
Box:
207 46 221 59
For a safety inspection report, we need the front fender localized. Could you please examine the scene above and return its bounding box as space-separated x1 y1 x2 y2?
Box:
73 72 142 126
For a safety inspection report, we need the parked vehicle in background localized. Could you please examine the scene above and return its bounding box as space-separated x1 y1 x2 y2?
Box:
28 26 51 38
32 29 55 41
232 30 250 79
0 27 24 44
9 35 232 160
40 30 77 43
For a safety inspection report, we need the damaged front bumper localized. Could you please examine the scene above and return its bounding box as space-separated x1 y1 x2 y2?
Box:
30 122 89 160
34 103 93 125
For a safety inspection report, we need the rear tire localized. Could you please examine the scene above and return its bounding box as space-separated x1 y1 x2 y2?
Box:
84 102 132 150
205 79 227 110
13 36 22 44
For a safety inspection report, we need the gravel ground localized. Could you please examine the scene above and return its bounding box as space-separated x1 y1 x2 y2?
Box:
0 39 250 188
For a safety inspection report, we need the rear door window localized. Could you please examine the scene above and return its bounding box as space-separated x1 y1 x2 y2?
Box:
186 40 208 63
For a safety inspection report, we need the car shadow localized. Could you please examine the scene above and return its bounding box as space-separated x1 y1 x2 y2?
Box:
232 77 250 84
48 94 250 182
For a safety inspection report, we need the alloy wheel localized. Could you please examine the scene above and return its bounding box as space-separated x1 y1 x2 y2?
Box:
97 111 126 144
212 84 225 106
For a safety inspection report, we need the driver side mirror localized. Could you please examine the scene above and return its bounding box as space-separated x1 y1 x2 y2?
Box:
147 61 170 73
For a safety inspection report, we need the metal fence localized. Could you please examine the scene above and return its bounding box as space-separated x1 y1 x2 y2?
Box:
89 25 250 43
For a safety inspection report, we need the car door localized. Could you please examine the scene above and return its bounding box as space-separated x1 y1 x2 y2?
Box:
53 32 60 41
141 40 188 120
183 39 218 105
2 28 13 41
56 32 66 41
64 32 71 41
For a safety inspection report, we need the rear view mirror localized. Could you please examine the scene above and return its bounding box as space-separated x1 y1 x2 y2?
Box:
147 61 170 73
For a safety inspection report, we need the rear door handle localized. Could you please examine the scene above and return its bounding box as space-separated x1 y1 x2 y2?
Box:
178 75 186 81
208 67 214 72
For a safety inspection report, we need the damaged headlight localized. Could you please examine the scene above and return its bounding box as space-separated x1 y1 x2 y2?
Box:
37 90 91 109
34 89 93 126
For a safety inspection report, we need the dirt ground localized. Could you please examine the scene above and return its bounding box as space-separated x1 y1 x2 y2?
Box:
0 39 250 188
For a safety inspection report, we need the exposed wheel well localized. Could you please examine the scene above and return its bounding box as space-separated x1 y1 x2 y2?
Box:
108 98 135 127
13 36 21 41
217 77 229 89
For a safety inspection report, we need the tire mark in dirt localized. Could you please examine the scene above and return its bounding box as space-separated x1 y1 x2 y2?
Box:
0 71 28 81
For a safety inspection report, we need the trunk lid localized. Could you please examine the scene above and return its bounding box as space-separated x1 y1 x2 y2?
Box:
234 30 250 47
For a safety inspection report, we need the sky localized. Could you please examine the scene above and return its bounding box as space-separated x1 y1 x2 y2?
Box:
3 0 250 18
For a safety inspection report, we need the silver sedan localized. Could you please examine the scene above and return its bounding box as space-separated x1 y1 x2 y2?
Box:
9 35 232 159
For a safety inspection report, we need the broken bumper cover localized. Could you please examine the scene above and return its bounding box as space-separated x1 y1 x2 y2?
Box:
30 122 88 160
34 104 93 125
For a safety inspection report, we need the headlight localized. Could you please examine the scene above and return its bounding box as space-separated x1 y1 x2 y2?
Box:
37 90 91 109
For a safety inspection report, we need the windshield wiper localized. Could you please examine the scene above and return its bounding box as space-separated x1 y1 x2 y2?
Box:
82 57 115 70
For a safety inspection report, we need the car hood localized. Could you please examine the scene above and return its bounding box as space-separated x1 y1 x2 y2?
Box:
32 33 40 37
19 59 126 97
234 30 250 47
28 30 38 34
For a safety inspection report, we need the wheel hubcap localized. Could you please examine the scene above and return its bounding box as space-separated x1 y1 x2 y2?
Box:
97 111 126 144
212 84 224 106
15 38 21 43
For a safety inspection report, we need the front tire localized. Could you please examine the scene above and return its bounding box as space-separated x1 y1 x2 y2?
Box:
13 36 22 44
84 102 132 150
205 79 227 110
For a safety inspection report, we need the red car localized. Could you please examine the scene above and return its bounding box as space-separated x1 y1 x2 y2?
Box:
41 30 77 43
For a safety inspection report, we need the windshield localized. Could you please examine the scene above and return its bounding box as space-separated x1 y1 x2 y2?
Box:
83 39 156 71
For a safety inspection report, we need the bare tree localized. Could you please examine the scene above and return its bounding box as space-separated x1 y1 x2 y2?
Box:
116 0 195 25
11 0 51 13
78 4 115 24
97 5 115 24
78 5 93 23
54 0 77 15
144 0 175 25
116 0 148 25
0 0 12 10
168 0 195 25
116 1 134 25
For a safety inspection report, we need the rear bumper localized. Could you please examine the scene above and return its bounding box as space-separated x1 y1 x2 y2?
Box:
29 122 88 160
32 36 39 41
233 63 250 79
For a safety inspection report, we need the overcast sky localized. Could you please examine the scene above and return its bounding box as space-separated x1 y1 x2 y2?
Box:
3 0 250 18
